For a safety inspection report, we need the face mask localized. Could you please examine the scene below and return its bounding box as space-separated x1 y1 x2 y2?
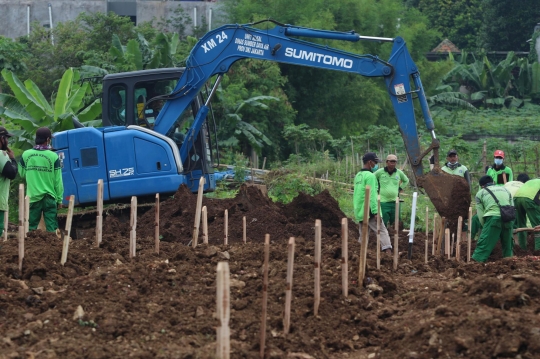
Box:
372 164 379 172
494 158 503 166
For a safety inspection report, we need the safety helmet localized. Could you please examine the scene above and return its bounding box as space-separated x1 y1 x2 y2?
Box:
494 150 505 158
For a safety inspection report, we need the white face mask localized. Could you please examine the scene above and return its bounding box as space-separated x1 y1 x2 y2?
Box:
494 158 503 166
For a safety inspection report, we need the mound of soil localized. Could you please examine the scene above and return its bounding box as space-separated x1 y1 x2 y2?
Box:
133 185 354 245
1 187 540 358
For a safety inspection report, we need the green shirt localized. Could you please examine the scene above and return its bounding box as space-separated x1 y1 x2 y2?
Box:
514 178 540 200
475 184 513 225
504 181 523 197
374 167 409 203
0 151 11 211
486 165 513 185
19 149 64 204
353 169 378 222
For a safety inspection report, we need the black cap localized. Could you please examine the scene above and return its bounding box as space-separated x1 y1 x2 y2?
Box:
479 175 493 187
362 152 380 163
447 149 458 156
35 127 52 145
0 127 13 138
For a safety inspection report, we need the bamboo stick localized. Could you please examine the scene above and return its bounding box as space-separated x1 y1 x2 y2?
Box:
341 218 348 297
283 237 295 335
129 196 137 258
96 179 103 247
456 216 463 261
314 219 321 316
243 216 247 244
192 177 206 247
3 210 8 241
260 234 270 359
18 184 24 272
445 228 450 259
155 193 160 254
60 195 75 266
450 233 455 258
359 186 371 285
432 214 438 255
224 209 228 245
24 195 29 237
216 261 230 359
202 206 208 244
262 157 267 171
394 197 399 271
425 207 429 263
376 195 381 270
437 217 446 256
467 207 472 263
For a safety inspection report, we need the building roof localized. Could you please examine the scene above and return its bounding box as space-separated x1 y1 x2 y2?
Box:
431 39 460 53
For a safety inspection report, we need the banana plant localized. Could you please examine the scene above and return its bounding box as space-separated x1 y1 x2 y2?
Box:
0 68 101 151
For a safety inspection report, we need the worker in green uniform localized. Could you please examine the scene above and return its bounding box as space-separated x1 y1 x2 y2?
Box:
0 127 18 237
19 127 64 232
374 154 409 226
442 149 471 188
471 173 531 240
514 177 540 251
353 152 392 253
486 149 513 185
472 175 514 262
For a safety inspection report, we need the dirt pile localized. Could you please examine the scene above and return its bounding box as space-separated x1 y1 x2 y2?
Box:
132 184 355 245
1 188 540 358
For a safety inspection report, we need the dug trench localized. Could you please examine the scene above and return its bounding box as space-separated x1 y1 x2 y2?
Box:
1 184 540 358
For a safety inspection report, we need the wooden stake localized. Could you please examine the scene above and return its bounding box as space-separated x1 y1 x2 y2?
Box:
283 237 295 335
24 195 29 237
18 184 24 272
432 213 438 255
314 219 321 316
3 209 8 241
260 234 270 359
425 207 429 263
393 197 399 271
129 196 137 258
450 233 455 258
243 216 247 244
503 172 507 184
202 206 208 244
224 209 228 245
216 261 230 359
341 218 348 297
467 207 472 263
192 177 206 247
262 157 267 171
376 195 381 270
437 217 446 256
60 195 75 266
445 228 450 259
96 179 103 247
155 193 160 254
456 216 463 261
359 186 371 285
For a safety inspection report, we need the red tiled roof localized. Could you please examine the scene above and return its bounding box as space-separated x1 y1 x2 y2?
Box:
431 39 460 53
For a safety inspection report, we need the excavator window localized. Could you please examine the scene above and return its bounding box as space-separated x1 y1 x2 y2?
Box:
109 85 127 126
134 79 177 127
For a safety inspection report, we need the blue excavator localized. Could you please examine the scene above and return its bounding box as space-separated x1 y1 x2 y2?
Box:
53 20 468 219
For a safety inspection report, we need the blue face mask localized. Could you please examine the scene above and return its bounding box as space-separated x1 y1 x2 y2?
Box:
372 164 379 172
494 158 503 166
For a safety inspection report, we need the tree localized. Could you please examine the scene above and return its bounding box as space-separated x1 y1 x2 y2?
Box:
477 0 540 52
0 68 101 150
415 0 484 50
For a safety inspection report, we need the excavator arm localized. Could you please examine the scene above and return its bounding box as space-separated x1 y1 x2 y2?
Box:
153 22 437 179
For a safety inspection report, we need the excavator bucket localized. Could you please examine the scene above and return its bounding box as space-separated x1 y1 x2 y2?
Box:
417 167 471 226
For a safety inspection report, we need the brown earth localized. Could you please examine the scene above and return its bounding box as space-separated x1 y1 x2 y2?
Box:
1 185 540 359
